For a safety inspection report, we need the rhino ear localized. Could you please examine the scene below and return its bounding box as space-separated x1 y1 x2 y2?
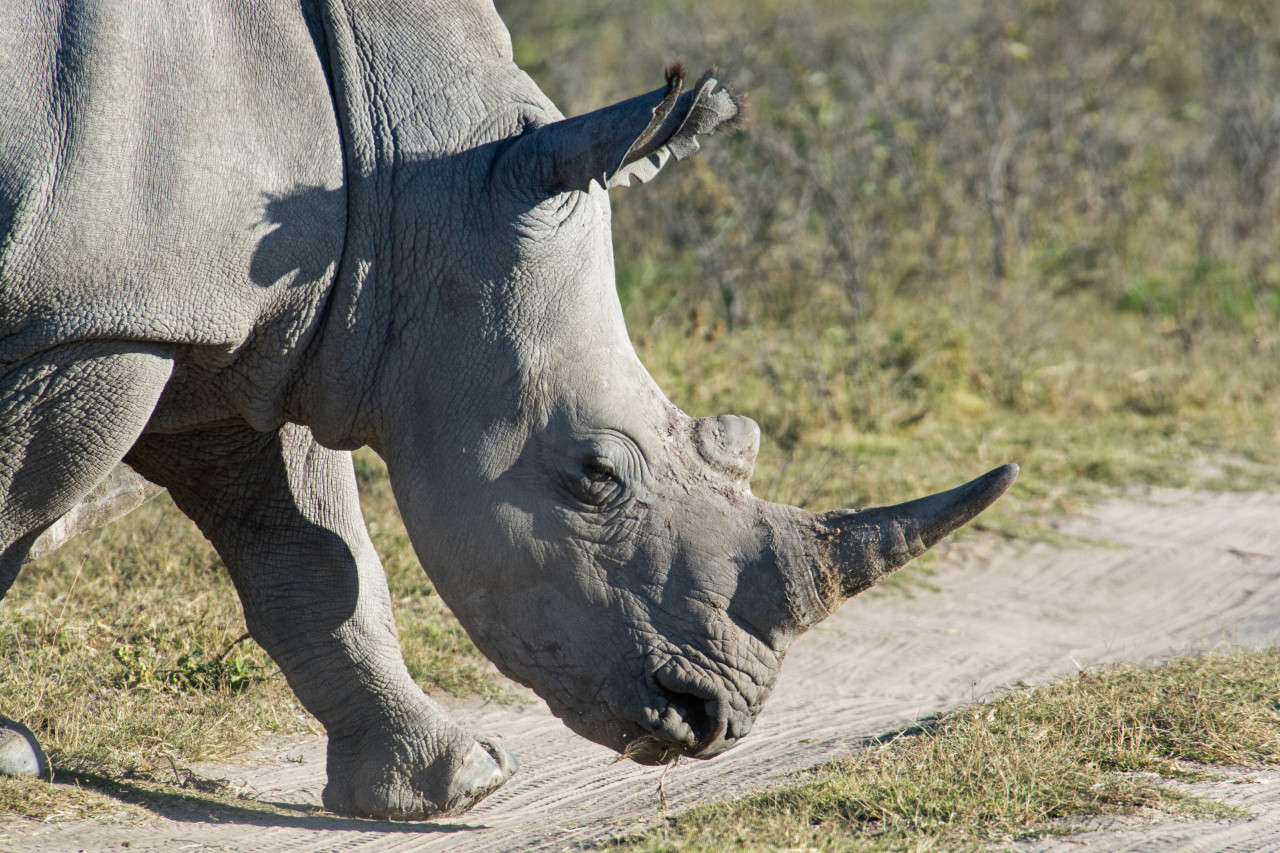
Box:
503 63 744 194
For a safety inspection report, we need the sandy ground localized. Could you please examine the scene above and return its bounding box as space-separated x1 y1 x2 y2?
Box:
3 486 1280 852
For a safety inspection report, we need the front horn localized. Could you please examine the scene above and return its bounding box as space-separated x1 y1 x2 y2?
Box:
787 464 1018 624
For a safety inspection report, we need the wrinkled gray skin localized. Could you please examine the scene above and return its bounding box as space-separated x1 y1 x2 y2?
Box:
0 0 1016 819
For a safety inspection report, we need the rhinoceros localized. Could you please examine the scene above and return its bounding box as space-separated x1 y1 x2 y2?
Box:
0 0 1017 819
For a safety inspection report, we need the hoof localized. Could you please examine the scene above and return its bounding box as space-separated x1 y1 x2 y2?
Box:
0 717 52 781
322 727 518 820
454 738 518 805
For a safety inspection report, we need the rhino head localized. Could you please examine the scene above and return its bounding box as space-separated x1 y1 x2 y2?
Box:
365 65 1016 765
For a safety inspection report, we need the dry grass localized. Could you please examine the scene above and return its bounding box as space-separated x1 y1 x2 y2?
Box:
0 774 146 825
614 648 1280 851
2 496 306 781
639 283 1280 541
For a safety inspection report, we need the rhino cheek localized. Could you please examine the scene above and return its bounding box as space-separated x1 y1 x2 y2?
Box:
422 518 651 725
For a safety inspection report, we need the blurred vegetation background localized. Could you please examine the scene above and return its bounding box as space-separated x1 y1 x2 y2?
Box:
499 0 1280 522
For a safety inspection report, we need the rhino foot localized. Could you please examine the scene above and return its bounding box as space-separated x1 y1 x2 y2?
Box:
0 716 52 781
322 720 517 820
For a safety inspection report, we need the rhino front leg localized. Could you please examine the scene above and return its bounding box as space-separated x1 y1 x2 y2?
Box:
127 423 516 819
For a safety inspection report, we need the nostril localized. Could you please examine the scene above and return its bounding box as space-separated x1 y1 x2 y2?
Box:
655 683 715 750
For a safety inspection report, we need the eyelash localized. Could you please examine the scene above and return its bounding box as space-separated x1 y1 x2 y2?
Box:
572 456 627 510
584 459 615 482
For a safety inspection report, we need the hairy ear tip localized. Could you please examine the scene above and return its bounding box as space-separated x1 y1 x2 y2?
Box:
693 66 718 90
728 91 750 130
665 60 687 89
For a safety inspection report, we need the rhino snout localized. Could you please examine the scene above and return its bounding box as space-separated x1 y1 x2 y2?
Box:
627 660 755 765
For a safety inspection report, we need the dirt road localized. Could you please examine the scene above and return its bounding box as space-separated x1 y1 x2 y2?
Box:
4 486 1280 852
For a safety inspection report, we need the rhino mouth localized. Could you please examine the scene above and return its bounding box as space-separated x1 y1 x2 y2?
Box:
620 657 752 765
562 678 755 766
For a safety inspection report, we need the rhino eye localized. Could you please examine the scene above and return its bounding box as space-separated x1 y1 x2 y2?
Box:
584 457 616 482
571 455 625 510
